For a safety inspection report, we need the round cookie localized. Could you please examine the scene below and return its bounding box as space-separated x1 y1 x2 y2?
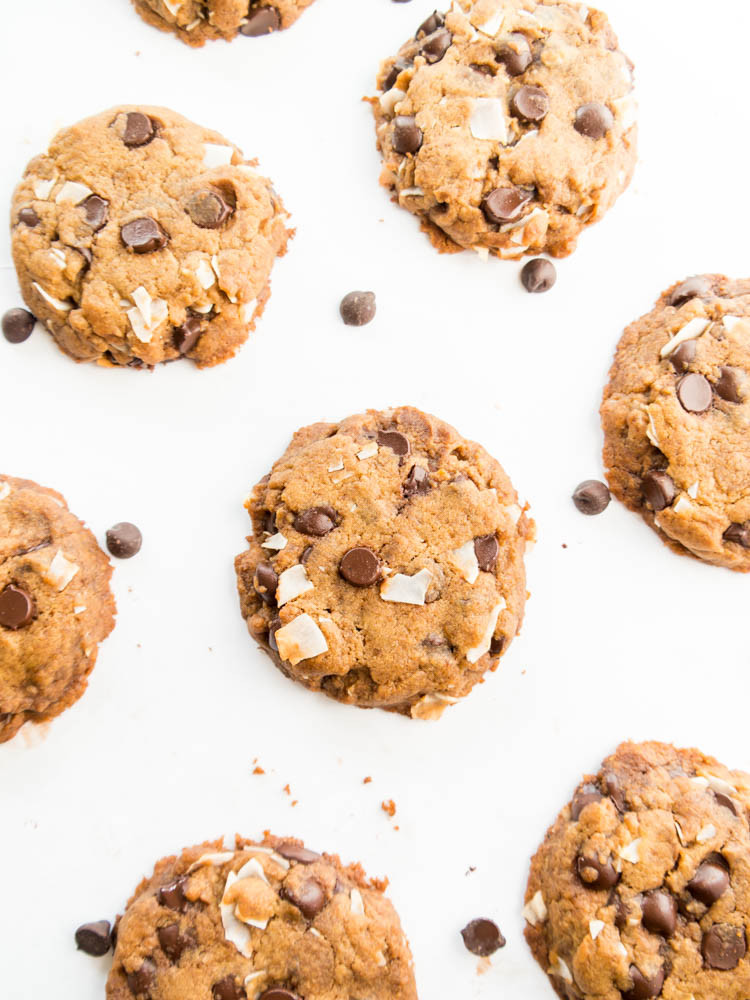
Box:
132 0 316 46
106 835 417 1000
0 476 115 743
372 0 636 259
10 106 291 368
601 275 750 572
234 406 533 718
523 741 750 1000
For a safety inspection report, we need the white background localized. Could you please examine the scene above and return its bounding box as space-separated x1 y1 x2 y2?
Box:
2 0 750 996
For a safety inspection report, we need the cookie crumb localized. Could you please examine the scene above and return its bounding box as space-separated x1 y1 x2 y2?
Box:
381 799 396 818
252 766 265 775
363 776 372 784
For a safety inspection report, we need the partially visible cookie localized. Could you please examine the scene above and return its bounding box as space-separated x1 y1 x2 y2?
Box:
524 741 750 1000
601 275 750 571
372 0 637 259
0 476 115 743
132 0 317 46
11 106 291 368
106 834 417 1000
235 406 533 719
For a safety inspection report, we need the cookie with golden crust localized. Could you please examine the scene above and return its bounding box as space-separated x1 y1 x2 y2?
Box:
235 406 533 718
524 741 750 1000
106 835 417 1000
132 0 316 46
601 275 750 571
11 105 291 369
0 476 115 743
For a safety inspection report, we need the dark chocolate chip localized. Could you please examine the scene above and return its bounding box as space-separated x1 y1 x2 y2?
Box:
0 585 35 630
420 27 452 63
474 535 499 572
604 773 626 813
123 112 157 148
688 859 730 905
276 842 321 865
574 103 614 139
2 308 35 344
186 190 234 229
623 965 665 1000
489 635 505 657
172 313 204 354
340 291 376 326
300 545 313 565
212 976 246 1000
384 56 413 91
572 480 611 516
715 792 738 815
81 195 109 232
570 784 603 820
106 522 143 559
715 366 742 403
495 33 532 75
158 877 189 912
17 206 40 227
482 186 532 224
258 991 301 1000
378 430 410 456
642 471 676 512
392 116 423 154
576 853 619 890
677 373 713 414
520 258 556 293
614 896 628 931
121 217 168 253
460 918 505 956
669 339 697 373
510 85 549 122
127 958 156 995
74 920 113 956
403 465 430 497
416 10 444 37
340 547 381 587
642 891 677 937
281 877 327 919
254 562 279 605
723 522 750 547
157 923 188 962
669 276 712 307
702 924 746 970
240 6 281 35
294 506 337 536
268 616 282 652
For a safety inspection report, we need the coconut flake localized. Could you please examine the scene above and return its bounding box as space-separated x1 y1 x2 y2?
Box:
466 599 506 664
410 693 459 721
451 541 480 584
723 315 747 333
328 459 345 473
522 890 547 926
611 95 637 131
357 442 379 461
674 496 693 515
195 258 216 290
590 919 605 940
687 482 699 499
473 9 504 36
350 889 365 916
618 839 641 864
188 851 235 872
674 819 687 846
33 177 57 199
660 317 711 358
49 248 67 269
469 98 509 143
241 299 257 324
646 412 660 448
55 180 94 205
380 568 432 605
549 956 573 983
398 186 424 199
275 614 328 666
43 550 79 591
163 0 182 13
203 143 234 168
220 870 253 957
261 532 287 551
696 824 717 844
699 771 738 796
73 605 87 614
0 482 10 501
235 856 269 884
32 282 71 312
380 88 406 116
277 564 314 607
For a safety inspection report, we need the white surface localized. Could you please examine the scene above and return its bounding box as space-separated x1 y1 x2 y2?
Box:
1 0 750 996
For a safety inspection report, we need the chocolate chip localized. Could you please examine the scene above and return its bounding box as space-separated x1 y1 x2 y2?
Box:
460 918 505 956
281 877 327 919
604 772 626 813
276 842 321 865
572 480 611 516
724 522 750 547
173 313 204 354
520 258 556 293
576 853 619 890
669 276 712 307
186 190 234 229
416 10 444 37
339 547 381 587
392 116 423 154
489 635 505 657
420 27 452 63
702 924 746 970
623 965 665 1000
570 784 603 820
79 194 109 232
474 535 499 572
300 546 313 565
121 217 168 254
677 373 713 414
74 920 113 956
574 103 614 139
715 792 738 815
254 562 279 605
294 506 337 536
495 33 532 76
510 85 549 123
614 896 628 931
258 990 300 1000
482 186 532 224
384 56 413 90
378 430 410 456
0 585 35 630
158 877 189 912
2 308 35 344
340 290 376 326
268 616 282 652
715 366 742 403
127 958 156 994
642 471 676 512
212 977 246 1000
123 112 157 148
240 5 281 35
157 923 188 962
106 522 143 559
669 339 697 373
688 859 730 905
403 465 430 497
641 891 677 937
17 206 39 227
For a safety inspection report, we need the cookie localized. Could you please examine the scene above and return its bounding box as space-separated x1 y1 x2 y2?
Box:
601 275 750 572
372 0 636 259
106 834 417 1000
0 476 115 743
132 0 316 46
523 741 750 1000
11 106 291 369
235 406 533 718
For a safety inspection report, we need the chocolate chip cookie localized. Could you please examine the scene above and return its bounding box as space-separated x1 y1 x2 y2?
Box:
106 835 417 1000
372 0 637 259
524 741 750 1000
235 406 533 718
132 0 316 46
601 275 750 572
11 106 291 368
0 476 115 743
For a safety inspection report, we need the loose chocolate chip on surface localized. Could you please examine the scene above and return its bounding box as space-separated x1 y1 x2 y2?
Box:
276 842 321 865
127 959 156 994
157 923 187 961
724 522 750 547
669 339 697 373
82 194 109 232
340 291 376 326
520 258 556 293
281 878 327 919
482 186 532 224
715 366 742 403
677 373 713 414
572 480 611 516
576 853 619 890
186 189 234 229
495 33 532 75
106 522 143 559
474 535 499 572
460 918 506 956
392 115 423 154
669 276 711 307
240 5 281 35
74 920 112 956
212 976 246 1000
173 313 204 354
18 206 40 227
510 85 549 122
642 891 677 937
294 506 337 536
0 585 35 630
623 965 665 1000
574 103 614 139
158 877 189 912
416 10 444 37
702 924 747 970
403 465 430 497
642 471 676 511
689 859 730 905
121 217 168 253
2 308 35 344
378 430 410 456
340 547 381 587
420 27 452 63
123 112 157 148
254 562 279 604
570 784 603 820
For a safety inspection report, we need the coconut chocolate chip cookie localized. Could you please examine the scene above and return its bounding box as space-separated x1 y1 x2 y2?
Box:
0 476 115 743
372 0 637 259
11 106 291 369
601 275 750 572
524 742 750 1000
235 406 533 719
106 835 417 1000
132 0 316 46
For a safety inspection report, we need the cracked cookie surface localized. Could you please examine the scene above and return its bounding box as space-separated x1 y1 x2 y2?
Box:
132 0 317 46
601 275 750 572
524 741 750 1000
235 406 533 719
11 105 291 369
106 835 417 1000
372 0 637 259
0 476 115 743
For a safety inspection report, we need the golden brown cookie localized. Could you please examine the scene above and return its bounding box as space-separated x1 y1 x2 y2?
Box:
0 476 115 743
106 835 417 1000
601 275 750 571
235 406 533 718
524 742 750 1000
132 0 316 46
11 106 291 369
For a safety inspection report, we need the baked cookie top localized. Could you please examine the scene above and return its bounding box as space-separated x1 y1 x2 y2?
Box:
235 406 533 719
132 0 316 46
106 835 417 1000
372 0 637 259
601 275 750 572
0 476 115 743
11 105 291 369
524 741 750 1000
